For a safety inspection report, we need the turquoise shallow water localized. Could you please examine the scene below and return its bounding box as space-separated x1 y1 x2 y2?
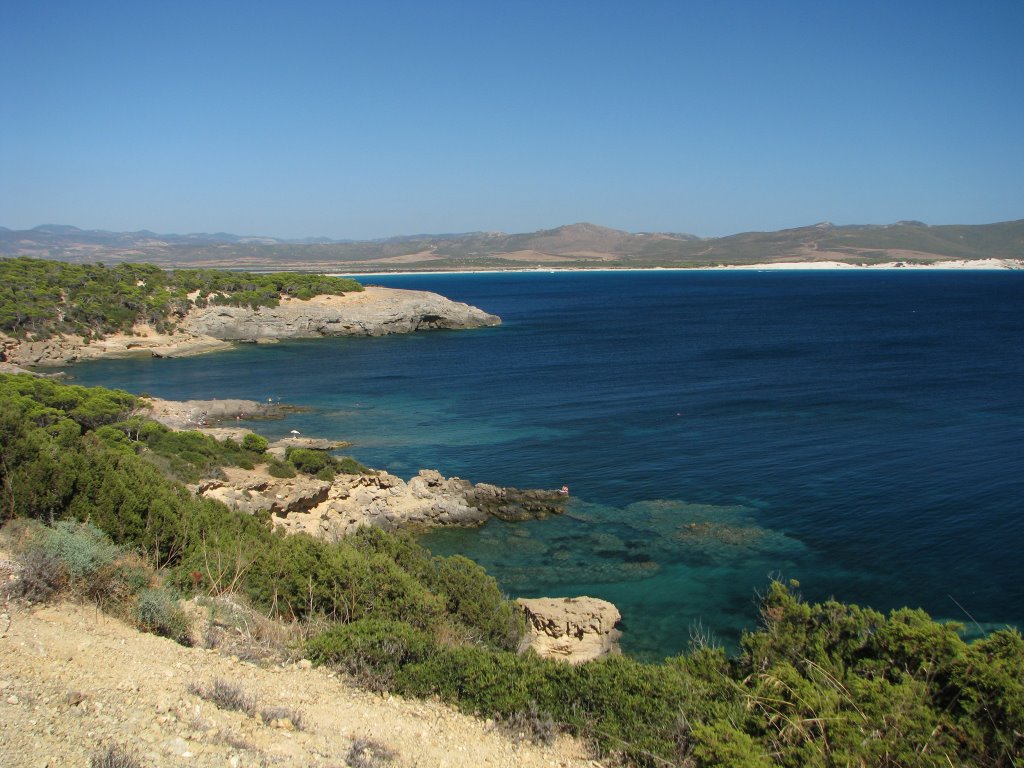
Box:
63 270 1024 659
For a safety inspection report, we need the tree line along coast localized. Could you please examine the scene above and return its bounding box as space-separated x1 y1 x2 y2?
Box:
1 257 1021 767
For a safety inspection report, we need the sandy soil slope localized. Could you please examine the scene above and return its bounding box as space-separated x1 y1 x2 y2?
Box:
0 601 598 768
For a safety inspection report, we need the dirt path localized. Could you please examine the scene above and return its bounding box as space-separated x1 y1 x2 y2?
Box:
0 601 599 768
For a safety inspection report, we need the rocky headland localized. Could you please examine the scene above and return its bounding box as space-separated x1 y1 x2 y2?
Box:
145 396 301 430
183 287 500 340
138 395 619 662
0 285 500 367
140 396 568 536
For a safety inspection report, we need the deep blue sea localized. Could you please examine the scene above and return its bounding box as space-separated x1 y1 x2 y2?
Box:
62 270 1024 660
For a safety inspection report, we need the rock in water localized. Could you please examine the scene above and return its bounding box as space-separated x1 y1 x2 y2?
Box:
517 596 622 663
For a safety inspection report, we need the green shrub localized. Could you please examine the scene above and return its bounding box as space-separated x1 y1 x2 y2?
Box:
690 723 774 768
245 534 445 628
306 619 435 690
348 528 436 583
135 588 192 645
242 433 269 453
432 555 524 651
396 646 543 715
336 456 372 475
283 447 371 477
266 458 297 478
42 520 120 580
286 447 331 474
345 530 522 651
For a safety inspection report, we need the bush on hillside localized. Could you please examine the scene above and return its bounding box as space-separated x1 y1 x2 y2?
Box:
266 457 297 478
284 447 371 479
42 520 120 580
305 619 435 691
241 433 269 453
135 587 192 645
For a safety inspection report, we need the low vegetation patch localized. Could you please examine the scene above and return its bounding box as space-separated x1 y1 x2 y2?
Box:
345 737 397 768
189 678 257 716
89 743 142 768
285 446 372 480
135 587 192 645
259 706 305 730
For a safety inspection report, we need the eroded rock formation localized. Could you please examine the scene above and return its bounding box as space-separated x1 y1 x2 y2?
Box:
200 466 567 538
0 329 234 367
517 596 622 664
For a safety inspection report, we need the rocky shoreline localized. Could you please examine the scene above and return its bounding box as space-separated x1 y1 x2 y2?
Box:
142 396 619 662
0 285 500 367
143 396 567 535
0 364 621 663
198 466 569 538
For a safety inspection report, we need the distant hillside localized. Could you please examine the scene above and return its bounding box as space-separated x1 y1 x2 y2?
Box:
1 219 1021 271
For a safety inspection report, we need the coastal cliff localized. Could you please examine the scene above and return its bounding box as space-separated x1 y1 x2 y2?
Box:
1 285 499 367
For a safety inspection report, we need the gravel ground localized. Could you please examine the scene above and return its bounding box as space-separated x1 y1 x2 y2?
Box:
0 600 601 768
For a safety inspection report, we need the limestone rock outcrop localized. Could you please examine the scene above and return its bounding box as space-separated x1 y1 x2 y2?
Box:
1 328 233 367
183 287 500 340
517 596 622 664
266 436 351 460
0 360 56 377
198 466 567 538
197 468 332 517
144 397 284 430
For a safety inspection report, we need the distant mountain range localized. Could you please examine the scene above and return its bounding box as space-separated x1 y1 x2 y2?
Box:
1 219 1021 271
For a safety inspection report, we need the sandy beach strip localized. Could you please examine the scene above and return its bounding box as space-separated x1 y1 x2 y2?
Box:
331 258 1022 278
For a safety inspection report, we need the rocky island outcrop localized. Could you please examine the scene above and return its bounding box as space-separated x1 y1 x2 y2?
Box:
1 285 500 367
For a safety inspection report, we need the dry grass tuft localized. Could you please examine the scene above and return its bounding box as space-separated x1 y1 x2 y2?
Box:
346 736 397 767
90 743 142 768
188 677 257 716
259 705 305 730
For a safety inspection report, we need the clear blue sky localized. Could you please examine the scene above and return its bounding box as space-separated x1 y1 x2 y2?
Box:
2 1 1022 239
